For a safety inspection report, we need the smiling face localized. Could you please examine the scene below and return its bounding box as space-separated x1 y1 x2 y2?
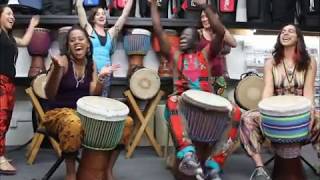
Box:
201 11 210 29
0 6 15 31
67 29 90 61
180 28 198 51
93 8 107 27
279 25 298 47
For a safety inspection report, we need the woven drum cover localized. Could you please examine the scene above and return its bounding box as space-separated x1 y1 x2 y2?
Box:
129 68 160 100
258 95 311 117
235 75 264 110
182 90 232 112
77 96 129 121
32 73 47 99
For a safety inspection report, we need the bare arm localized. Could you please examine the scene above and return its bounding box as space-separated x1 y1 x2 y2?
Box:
90 64 120 95
303 57 317 105
224 29 237 48
45 55 68 100
150 0 171 60
108 0 133 38
262 58 275 99
76 0 93 34
14 16 39 47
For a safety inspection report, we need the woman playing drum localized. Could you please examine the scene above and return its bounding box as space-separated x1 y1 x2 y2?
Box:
44 26 112 180
75 1 132 178
150 0 241 179
239 24 320 180
0 5 39 175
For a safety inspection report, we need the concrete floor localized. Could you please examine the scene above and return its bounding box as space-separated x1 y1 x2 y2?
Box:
0 145 319 180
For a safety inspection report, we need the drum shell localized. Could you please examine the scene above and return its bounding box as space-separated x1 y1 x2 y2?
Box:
8 0 42 14
79 114 125 150
31 73 47 99
179 98 229 143
27 28 52 56
58 26 72 55
123 29 151 56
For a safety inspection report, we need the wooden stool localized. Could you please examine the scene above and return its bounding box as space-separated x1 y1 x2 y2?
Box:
25 87 61 165
272 155 306 180
124 90 164 158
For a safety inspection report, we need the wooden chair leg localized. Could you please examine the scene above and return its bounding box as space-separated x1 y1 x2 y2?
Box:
26 132 41 158
48 137 62 157
27 133 45 165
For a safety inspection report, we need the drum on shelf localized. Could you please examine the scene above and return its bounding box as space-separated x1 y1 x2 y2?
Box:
152 29 179 77
27 28 52 56
58 26 72 55
129 68 161 100
31 73 47 99
124 28 151 74
77 96 129 150
110 0 136 17
259 95 311 158
179 89 232 143
234 72 264 110
27 28 51 78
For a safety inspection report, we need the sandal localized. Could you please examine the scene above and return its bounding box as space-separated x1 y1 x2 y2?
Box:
0 158 16 175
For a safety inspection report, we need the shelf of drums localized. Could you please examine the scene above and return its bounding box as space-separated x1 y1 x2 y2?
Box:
13 15 320 33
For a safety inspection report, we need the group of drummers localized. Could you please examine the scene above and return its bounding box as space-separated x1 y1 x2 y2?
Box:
0 0 319 180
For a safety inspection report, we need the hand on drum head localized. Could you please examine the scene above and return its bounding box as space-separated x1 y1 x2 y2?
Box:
99 64 121 77
30 15 40 28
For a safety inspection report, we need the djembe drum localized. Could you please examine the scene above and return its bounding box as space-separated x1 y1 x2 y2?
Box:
172 90 232 179
152 29 180 77
129 68 160 100
58 26 72 55
76 96 129 180
27 28 51 78
259 95 311 180
123 28 151 75
234 72 264 110
31 73 47 100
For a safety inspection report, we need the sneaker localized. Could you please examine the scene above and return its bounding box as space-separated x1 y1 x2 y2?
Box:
205 160 221 180
178 152 201 176
250 167 271 180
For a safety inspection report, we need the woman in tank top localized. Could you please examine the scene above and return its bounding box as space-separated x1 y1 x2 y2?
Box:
44 26 113 180
75 1 133 179
0 5 39 175
239 24 319 180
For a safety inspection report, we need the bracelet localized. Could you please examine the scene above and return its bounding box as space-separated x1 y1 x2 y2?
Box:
97 75 105 84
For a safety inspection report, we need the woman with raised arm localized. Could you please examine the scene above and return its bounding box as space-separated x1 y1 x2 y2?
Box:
150 0 241 179
239 24 320 180
75 1 132 179
0 5 39 175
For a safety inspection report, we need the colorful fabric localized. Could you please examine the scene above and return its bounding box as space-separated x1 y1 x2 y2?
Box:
0 75 15 156
43 108 84 153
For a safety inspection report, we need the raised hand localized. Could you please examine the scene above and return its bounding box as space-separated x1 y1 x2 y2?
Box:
30 15 40 28
50 54 64 69
99 64 121 77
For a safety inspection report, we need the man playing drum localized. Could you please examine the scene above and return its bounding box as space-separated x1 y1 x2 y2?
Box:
150 0 241 179
239 24 320 180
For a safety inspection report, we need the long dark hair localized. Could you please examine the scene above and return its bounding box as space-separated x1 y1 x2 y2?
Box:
88 7 108 28
65 25 94 65
272 24 310 71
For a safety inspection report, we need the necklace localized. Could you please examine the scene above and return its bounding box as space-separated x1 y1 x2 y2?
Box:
71 60 86 88
283 61 296 85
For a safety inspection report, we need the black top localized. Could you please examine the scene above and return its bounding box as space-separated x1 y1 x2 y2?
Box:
0 30 18 80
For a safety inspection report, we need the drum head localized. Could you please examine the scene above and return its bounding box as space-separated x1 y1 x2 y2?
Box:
182 90 232 112
234 75 264 110
129 68 160 100
258 95 311 116
77 96 129 121
32 73 47 99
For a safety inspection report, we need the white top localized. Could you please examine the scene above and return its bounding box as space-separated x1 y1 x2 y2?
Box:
258 95 311 116
182 90 232 112
77 96 129 121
